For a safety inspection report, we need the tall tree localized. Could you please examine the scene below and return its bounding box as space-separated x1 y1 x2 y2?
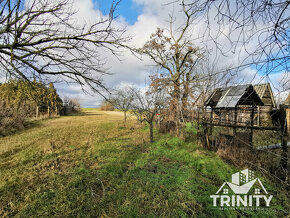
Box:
47 83 63 115
140 1 203 134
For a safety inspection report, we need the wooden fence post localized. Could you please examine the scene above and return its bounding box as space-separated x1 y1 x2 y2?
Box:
36 106 39 119
286 108 290 133
203 122 210 149
210 109 213 138
257 106 260 126
249 106 255 148
197 110 200 130
280 105 288 181
233 106 237 135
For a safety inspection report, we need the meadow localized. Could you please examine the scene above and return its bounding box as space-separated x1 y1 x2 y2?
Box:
0 109 288 217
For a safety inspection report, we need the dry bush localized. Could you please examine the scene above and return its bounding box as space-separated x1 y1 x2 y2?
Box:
216 146 255 167
216 142 287 182
71 98 81 112
0 101 27 136
199 128 288 182
159 120 176 134
62 97 81 115
100 101 114 111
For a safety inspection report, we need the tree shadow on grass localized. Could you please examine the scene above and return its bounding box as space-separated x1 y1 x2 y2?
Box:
0 119 43 138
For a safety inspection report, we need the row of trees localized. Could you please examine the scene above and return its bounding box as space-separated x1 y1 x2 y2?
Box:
0 79 82 117
0 80 63 117
110 82 169 143
0 80 63 135
0 79 82 135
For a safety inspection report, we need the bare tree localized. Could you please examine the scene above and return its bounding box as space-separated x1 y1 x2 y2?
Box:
200 0 289 86
0 0 130 94
130 86 168 143
110 86 134 122
139 1 203 134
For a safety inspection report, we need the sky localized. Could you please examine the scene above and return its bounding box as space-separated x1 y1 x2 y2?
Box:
54 0 166 107
2 0 287 107
95 0 142 25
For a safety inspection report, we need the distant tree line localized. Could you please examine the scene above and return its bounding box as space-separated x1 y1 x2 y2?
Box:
0 80 63 116
0 80 63 135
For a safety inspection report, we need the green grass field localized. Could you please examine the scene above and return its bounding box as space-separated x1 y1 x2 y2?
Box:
0 110 289 217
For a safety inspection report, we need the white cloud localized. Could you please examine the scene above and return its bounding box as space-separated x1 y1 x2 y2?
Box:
23 0 287 107
0 76 6 83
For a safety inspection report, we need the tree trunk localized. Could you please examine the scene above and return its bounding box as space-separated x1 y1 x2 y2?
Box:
170 81 180 136
181 71 190 121
280 105 288 181
124 111 127 122
149 121 154 143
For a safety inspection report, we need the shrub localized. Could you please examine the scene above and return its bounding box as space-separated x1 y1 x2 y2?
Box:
0 101 27 136
62 97 81 115
159 120 176 133
99 101 114 111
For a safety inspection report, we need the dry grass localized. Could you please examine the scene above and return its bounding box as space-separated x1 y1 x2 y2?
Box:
0 110 138 154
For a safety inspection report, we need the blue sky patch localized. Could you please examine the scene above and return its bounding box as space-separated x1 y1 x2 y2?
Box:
94 0 143 25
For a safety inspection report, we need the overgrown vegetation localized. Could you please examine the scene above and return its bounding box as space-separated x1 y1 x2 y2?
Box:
0 110 288 217
0 101 26 136
0 80 63 135
0 80 62 116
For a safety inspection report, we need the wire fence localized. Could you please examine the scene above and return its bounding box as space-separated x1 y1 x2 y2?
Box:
192 106 289 184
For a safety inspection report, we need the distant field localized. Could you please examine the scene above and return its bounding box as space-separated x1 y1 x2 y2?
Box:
0 109 288 217
82 108 100 111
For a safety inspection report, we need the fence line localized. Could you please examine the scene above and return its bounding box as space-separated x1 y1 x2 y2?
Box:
192 105 289 182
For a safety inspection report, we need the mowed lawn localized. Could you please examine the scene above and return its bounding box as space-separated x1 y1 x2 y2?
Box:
0 109 288 217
